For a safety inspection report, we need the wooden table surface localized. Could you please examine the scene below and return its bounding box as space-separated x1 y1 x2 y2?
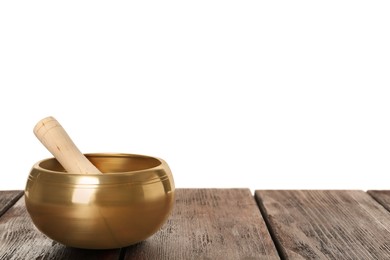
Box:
1 189 390 259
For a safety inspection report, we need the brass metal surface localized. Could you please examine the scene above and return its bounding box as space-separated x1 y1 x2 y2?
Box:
25 153 175 249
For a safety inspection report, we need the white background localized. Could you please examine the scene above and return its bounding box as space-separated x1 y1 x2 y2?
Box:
1 1 389 191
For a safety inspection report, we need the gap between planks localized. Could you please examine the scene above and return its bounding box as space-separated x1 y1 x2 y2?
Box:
0 190 23 217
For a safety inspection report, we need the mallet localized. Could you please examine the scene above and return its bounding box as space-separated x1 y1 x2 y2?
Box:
33 116 102 174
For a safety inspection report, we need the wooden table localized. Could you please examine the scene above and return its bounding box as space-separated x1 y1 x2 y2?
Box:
1 189 390 259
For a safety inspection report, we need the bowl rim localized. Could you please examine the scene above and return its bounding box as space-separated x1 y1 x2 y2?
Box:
32 153 167 176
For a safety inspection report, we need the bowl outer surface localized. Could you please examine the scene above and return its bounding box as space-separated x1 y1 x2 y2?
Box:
25 154 175 249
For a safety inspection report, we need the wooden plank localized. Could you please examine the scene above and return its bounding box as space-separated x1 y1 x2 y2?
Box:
367 190 390 212
124 189 279 260
255 190 390 260
0 190 23 217
0 196 121 260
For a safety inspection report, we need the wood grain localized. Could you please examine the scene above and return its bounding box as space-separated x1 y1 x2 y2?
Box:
0 190 23 217
124 189 279 260
0 195 120 260
255 190 390 260
368 190 390 212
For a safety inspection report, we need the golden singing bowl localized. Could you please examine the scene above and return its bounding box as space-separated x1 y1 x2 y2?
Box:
25 153 175 249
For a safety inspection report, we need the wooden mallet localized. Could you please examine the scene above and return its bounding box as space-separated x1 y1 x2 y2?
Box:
34 116 102 174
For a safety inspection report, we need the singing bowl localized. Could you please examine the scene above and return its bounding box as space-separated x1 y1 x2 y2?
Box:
25 153 175 249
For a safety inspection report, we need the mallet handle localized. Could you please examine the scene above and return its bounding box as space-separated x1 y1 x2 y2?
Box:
34 116 102 174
